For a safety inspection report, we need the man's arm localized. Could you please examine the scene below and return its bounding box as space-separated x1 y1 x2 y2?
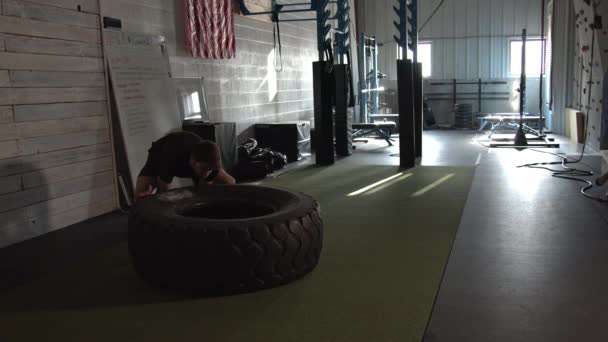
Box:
155 143 175 190
210 169 236 185
156 177 170 192
134 176 156 203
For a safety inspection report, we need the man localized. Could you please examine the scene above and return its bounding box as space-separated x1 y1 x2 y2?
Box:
134 131 235 202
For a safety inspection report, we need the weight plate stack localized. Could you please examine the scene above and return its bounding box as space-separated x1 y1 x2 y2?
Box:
454 103 473 129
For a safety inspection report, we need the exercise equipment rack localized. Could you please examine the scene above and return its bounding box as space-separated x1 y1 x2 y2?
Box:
488 28 558 148
238 0 354 165
394 0 423 168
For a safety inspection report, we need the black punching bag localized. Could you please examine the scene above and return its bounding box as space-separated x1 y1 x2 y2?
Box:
313 61 335 165
334 65 353 156
413 62 423 157
397 59 415 168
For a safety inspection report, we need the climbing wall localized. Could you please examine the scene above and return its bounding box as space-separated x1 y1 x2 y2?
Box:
571 0 608 151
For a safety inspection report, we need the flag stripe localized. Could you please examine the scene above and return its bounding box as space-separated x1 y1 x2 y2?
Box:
205 0 212 58
214 0 220 59
185 0 236 59
225 0 234 58
218 0 225 58
194 0 203 57
228 0 235 58
184 0 196 57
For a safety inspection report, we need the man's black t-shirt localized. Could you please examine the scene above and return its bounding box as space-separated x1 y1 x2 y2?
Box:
140 131 202 184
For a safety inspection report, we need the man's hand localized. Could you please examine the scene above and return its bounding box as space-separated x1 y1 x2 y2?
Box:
156 177 170 193
135 184 155 203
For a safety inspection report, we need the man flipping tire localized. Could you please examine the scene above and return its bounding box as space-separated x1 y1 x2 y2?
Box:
134 131 236 202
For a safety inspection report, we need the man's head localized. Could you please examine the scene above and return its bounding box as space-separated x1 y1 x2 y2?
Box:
190 140 222 178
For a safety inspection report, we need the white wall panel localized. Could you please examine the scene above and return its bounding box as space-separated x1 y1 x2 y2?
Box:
428 0 542 80
359 0 544 80
358 0 554 129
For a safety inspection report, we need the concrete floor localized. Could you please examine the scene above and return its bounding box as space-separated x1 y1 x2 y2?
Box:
2 130 608 341
343 129 487 167
422 132 608 341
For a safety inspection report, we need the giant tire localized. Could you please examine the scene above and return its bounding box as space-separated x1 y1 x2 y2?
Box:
128 185 323 296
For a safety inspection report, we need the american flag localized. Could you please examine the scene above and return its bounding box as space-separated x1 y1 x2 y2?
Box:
185 0 236 59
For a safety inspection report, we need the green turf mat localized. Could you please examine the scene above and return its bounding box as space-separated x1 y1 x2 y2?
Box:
0 165 474 342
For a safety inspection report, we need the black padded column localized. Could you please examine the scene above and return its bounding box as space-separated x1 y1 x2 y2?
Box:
334 65 353 157
413 62 423 158
313 61 335 165
397 59 415 168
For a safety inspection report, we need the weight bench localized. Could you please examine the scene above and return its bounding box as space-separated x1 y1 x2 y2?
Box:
352 121 396 146
478 114 545 138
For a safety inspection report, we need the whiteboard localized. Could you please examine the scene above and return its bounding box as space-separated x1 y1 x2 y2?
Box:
106 43 182 187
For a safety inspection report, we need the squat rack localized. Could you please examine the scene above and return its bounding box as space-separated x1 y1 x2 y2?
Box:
394 0 423 168
488 28 558 148
238 0 350 61
358 33 381 123
239 0 355 165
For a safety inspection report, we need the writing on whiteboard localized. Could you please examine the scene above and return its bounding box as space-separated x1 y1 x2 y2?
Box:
106 44 182 187
111 55 170 137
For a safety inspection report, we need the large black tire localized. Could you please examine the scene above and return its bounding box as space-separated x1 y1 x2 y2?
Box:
128 185 323 296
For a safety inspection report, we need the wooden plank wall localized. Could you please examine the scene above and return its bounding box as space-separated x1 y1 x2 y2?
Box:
0 0 116 248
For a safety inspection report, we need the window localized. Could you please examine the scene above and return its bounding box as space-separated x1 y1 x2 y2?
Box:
418 42 432 78
184 92 202 118
510 39 545 76
174 78 209 121
398 42 432 78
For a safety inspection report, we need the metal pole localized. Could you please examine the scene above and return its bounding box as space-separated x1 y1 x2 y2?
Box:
478 78 482 115
430 80 507 85
514 28 528 147
278 2 314 7
408 0 418 63
453 79 457 107
372 37 379 116
579 58 584 110
359 32 368 123
335 0 350 64
520 29 527 119
549 0 557 111
393 0 407 60
539 0 545 135
316 0 331 61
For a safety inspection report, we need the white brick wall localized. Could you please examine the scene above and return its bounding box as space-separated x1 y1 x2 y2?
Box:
101 0 318 141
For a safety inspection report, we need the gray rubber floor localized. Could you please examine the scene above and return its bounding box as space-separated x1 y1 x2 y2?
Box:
423 136 608 341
